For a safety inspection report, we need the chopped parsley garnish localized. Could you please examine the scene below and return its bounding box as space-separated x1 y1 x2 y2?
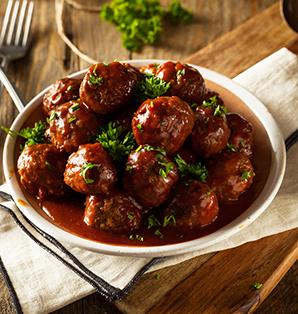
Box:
88 65 103 86
143 145 166 155
70 103 80 111
163 215 176 227
226 143 236 152
68 115 77 123
126 166 133 171
81 162 101 184
136 235 144 241
206 189 213 195
47 111 57 123
134 73 171 102
240 140 245 147
127 215 134 220
45 161 52 170
154 229 164 238
177 68 185 76
190 103 198 110
103 62 110 66
252 283 262 290
147 214 162 229
136 123 143 133
1 121 46 151
94 122 136 164
155 153 175 178
67 85 76 91
240 170 252 180
174 154 208 182
201 96 227 117
156 274 161 280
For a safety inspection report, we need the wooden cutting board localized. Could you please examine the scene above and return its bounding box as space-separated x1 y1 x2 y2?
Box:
112 3 298 314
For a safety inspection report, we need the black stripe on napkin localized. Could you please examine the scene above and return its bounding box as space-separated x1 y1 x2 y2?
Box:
0 192 166 306
0 256 23 314
285 129 298 151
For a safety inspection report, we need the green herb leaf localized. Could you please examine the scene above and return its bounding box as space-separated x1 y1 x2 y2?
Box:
94 122 136 164
155 154 175 178
81 162 101 184
226 143 236 152
154 229 164 238
147 214 162 229
134 73 171 102
201 96 227 117
167 1 193 24
240 170 251 180
174 154 208 182
47 111 57 123
252 283 262 290
68 115 77 123
70 103 80 111
45 161 52 170
163 215 176 227
2 121 47 151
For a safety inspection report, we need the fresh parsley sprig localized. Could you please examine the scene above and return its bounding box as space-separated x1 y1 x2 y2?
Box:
174 154 208 182
201 96 227 117
100 0 193 51
134 73 171 103
1 121 47 151
81 162 101 184
94 122 136 164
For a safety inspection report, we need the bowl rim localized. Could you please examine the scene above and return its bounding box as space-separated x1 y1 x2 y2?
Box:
3 59 286 257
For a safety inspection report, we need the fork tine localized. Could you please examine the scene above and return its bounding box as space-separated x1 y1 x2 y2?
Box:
6 1 20 45
0 0 13 46
14 0 27 45
21 1 34 47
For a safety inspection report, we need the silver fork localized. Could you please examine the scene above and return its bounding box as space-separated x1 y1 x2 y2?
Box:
0 0 34 107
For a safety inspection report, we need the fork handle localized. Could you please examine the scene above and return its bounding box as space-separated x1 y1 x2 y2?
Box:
0 66 26 112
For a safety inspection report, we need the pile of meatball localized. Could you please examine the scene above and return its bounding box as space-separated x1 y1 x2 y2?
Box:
17 61 255 234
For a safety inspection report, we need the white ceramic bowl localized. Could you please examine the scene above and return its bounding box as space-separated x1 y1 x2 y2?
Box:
3 60 286 257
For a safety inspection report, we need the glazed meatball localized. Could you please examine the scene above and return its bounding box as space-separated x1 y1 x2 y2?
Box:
162 180 219 228
139 63 159 75
191 99 230 158
124 62 145 82
155 61 208 104
84 188 144 233
122 147 179 208
45 100 102 154
226 113 254 159
64 143 117 194
206 151 255 203
17 144 71 199
79 61 137 115
132 96 195 155
43 77 81 116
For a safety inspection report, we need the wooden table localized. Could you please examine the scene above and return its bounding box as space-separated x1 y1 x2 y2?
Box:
1 0 298 313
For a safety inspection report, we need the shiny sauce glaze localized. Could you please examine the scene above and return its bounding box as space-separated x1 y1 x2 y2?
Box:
16 79 271 247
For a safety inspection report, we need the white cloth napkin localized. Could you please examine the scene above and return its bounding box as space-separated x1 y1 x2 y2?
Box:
1 47 298 314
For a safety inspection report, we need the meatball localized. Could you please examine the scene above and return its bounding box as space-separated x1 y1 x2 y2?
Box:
124 62 145 82
17 144 71 199
139 63 159 75
79 61 137 115
64 143 117 194
191 101 230 158
132 96 195 155
206 151 255 203
122 147 179 208
155 61 208 104
45 100 102 154
43 77 81 116
84 188 144 233
162 180 219 228
226 113 254 159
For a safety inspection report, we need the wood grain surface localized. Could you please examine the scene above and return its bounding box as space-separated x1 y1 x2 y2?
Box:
1 1 298 313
